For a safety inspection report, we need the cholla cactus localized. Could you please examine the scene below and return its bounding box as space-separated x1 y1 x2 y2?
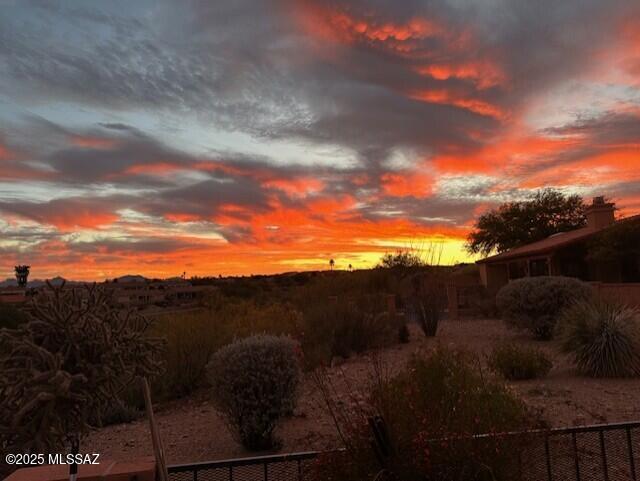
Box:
0 282 164 456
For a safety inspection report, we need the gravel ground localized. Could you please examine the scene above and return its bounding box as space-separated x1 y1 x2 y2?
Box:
84 319 640 465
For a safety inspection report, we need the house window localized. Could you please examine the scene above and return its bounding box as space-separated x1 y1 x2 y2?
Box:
530 258 550 277
508 260 527 280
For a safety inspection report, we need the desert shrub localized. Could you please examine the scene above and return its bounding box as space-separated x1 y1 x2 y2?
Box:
92 399 142 426
152 310 222 398
397 319 410 343
467 286 499 318
207 335 301 451
300 295 397 368
556 299 640 377
488 344 552 380
0 303 29 330
312 347 538 480
215 299 302 340
473 296 499 318
496 276 592 339
403 270 447 336
153 300 302 398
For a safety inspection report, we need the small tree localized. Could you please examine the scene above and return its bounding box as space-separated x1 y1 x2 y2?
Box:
467 189 586 256
14 265 30 287
0 282 164 459
329 258 335 271
378 250 424 270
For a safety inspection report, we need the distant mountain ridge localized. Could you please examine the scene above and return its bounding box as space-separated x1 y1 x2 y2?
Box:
0 274 152 288
113 274 148 283
0 276 80 288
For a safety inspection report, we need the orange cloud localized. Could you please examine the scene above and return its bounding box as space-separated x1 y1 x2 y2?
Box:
409 89 505 119
415 60 506 89
381 172 432 197
0 142 10 160
431 125 580 174
293 1 451 57
46 212 119 230
123 162 184 176
164 212 202 223
69 135 118 149
263 177 324 197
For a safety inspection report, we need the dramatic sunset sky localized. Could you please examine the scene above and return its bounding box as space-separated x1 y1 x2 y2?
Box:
0 0 639 280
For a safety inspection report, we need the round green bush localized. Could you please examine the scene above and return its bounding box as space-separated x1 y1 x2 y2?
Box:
496 276 592 339
207 335 301 451
556 300 640 377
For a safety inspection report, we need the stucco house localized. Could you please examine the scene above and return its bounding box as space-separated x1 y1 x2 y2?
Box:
477 197 640 295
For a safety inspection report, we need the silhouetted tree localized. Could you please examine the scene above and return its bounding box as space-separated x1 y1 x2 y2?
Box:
329 259 335 271
14 265 30 287
378 250 424 269
466 189 586 256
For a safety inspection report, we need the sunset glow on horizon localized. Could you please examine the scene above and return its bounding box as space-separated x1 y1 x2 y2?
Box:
1 0 639 281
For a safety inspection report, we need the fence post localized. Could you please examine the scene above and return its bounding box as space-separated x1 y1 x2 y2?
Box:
446 285 459 320
600 430 609 481
387 294 396 316
572 432 581 480
544 435 552 481
627 427 637 481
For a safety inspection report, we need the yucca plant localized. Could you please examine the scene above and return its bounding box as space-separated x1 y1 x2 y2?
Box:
556 299 640 377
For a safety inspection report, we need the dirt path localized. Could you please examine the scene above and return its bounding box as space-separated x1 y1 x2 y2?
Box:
84 319 640 465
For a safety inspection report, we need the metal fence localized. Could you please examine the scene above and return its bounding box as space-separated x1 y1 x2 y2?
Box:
508 421 639 481
428 421 640 481
167 421 640 481
168 451 320 481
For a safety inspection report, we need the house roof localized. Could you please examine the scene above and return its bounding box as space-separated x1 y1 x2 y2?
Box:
476 214 640 264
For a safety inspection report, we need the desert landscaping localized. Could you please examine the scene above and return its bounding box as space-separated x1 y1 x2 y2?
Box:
85 318 640 465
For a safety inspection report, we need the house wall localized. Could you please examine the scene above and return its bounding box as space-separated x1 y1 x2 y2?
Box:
485 263 509 295
591 282 640 308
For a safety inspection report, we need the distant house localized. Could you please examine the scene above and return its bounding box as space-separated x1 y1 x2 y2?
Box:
477 197 640 295
103 278 214 309
0 288 27 304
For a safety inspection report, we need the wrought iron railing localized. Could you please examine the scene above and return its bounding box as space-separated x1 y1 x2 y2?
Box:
428 420 640 481
167 420 640 481
168 450 320 481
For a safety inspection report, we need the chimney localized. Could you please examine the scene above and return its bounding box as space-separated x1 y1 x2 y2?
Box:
586 196 615 230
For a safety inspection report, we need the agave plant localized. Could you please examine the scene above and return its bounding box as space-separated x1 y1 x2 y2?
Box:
556 299 640 377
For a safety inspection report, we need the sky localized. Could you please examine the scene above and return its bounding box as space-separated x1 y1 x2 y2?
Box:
0 0 639 280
